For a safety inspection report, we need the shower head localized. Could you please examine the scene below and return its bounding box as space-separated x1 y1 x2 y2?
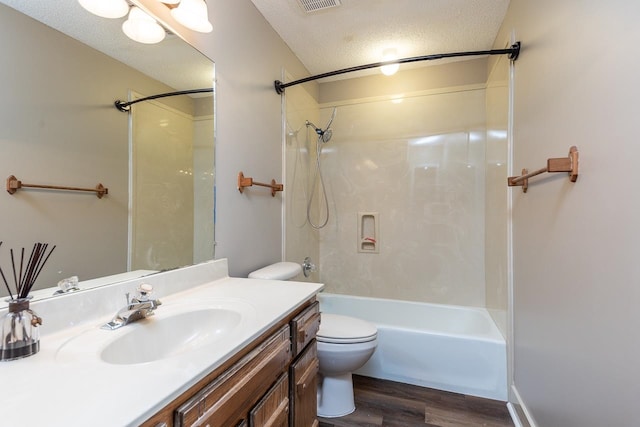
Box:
305 107 337 143
305 120 332 143
321 128 332 143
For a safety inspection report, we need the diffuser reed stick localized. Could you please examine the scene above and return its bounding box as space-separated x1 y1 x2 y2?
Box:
1 242 56 300
0 242 14 298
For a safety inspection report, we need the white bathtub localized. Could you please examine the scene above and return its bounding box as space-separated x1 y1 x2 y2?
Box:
317 293 507 401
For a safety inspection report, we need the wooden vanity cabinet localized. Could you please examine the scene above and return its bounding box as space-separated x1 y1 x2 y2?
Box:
290 341 319 427
289 301 320 427
290 301 320 356
140 298 320 427
249 373 290 427
174 326 291 427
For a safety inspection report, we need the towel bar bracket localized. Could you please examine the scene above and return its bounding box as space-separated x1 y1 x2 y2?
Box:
237 172 283 197
508 146 578 193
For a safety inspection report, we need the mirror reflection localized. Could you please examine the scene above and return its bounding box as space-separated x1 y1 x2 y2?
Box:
0 0 215 303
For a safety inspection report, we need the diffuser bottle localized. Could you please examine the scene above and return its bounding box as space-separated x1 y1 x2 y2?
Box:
0 297 42 361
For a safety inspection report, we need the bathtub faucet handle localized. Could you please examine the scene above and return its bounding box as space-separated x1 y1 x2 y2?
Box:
302 257 317 277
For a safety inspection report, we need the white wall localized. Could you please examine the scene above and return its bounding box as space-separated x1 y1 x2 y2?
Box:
497 1 640 426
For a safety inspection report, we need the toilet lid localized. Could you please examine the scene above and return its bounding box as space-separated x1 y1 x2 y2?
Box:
317 313 377 344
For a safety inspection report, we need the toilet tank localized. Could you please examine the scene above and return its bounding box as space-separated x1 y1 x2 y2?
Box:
248 262 302 280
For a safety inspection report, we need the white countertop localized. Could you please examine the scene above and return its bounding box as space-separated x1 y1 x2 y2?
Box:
0 259 323 427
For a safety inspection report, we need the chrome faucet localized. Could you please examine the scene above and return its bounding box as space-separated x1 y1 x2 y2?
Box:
101 284 162 330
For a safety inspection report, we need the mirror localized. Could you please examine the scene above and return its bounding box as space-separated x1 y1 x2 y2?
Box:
0 0 215 304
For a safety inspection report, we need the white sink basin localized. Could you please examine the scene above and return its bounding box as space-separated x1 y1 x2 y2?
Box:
56 300 255 365
101 308 242 365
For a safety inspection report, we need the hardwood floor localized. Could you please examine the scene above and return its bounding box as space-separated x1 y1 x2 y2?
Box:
318 375 514 427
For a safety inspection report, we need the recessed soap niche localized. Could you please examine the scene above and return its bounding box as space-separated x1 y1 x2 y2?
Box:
357 212 379 253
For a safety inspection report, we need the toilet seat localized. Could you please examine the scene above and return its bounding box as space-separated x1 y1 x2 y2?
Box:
317 313 377 344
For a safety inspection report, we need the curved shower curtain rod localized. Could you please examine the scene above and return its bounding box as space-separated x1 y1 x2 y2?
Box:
274 42 521 95
114 88 214 112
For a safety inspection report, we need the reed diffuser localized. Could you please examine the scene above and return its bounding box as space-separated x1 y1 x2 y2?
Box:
1 241 55 361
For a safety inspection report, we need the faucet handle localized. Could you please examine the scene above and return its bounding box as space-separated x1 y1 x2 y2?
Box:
139 283 153 293
135 283 154 302
302 257 317 278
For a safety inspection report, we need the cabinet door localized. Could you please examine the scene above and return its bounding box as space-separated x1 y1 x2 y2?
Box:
290 301 320 356
175 326 291 427
249 373 289 427
290 341 319 427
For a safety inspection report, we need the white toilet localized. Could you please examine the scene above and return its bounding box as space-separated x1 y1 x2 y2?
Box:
315 312 377 417
248 262 378 418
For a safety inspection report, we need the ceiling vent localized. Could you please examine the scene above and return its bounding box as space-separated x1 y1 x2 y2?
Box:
297 0 341 13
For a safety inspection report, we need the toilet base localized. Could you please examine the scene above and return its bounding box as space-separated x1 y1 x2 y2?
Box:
317 373 356 418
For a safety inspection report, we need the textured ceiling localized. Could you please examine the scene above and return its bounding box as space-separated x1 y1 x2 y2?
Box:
3 0 510 86
250 0 510 80
0 0 213 91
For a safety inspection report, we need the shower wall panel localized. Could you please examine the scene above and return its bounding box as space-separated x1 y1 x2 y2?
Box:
284 82 321 282
318 89 487 306
485 54 509 333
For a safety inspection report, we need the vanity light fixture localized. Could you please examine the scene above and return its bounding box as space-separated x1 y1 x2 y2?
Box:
170 0 213 33
78 0 129 18
78 0 213 43
380 48 400 76
122 6 166 44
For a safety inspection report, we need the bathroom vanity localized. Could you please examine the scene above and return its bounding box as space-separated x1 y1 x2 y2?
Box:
143 299 320 427
0 259 323 427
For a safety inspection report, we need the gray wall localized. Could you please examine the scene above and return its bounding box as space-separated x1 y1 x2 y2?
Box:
141 0 313 277
498 1 640 426
136 1 640 424
0 0 314 291
0 3 192 291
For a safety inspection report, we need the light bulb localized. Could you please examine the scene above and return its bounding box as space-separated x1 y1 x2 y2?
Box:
381 48 399 76
171 0 213 33
122 7 166 44
78 0 129 18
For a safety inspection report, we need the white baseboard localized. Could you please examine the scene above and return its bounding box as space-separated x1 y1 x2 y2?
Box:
509 385 538 427
507 402 524 427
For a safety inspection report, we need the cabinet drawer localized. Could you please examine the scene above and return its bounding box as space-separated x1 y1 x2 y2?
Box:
290 341 319 427
175 326 291 427
290 301 320 356
249 373 289 427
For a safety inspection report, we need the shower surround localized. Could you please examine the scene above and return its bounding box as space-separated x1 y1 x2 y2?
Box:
285 58 509 319
318 89 488 307
283 60 510 399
